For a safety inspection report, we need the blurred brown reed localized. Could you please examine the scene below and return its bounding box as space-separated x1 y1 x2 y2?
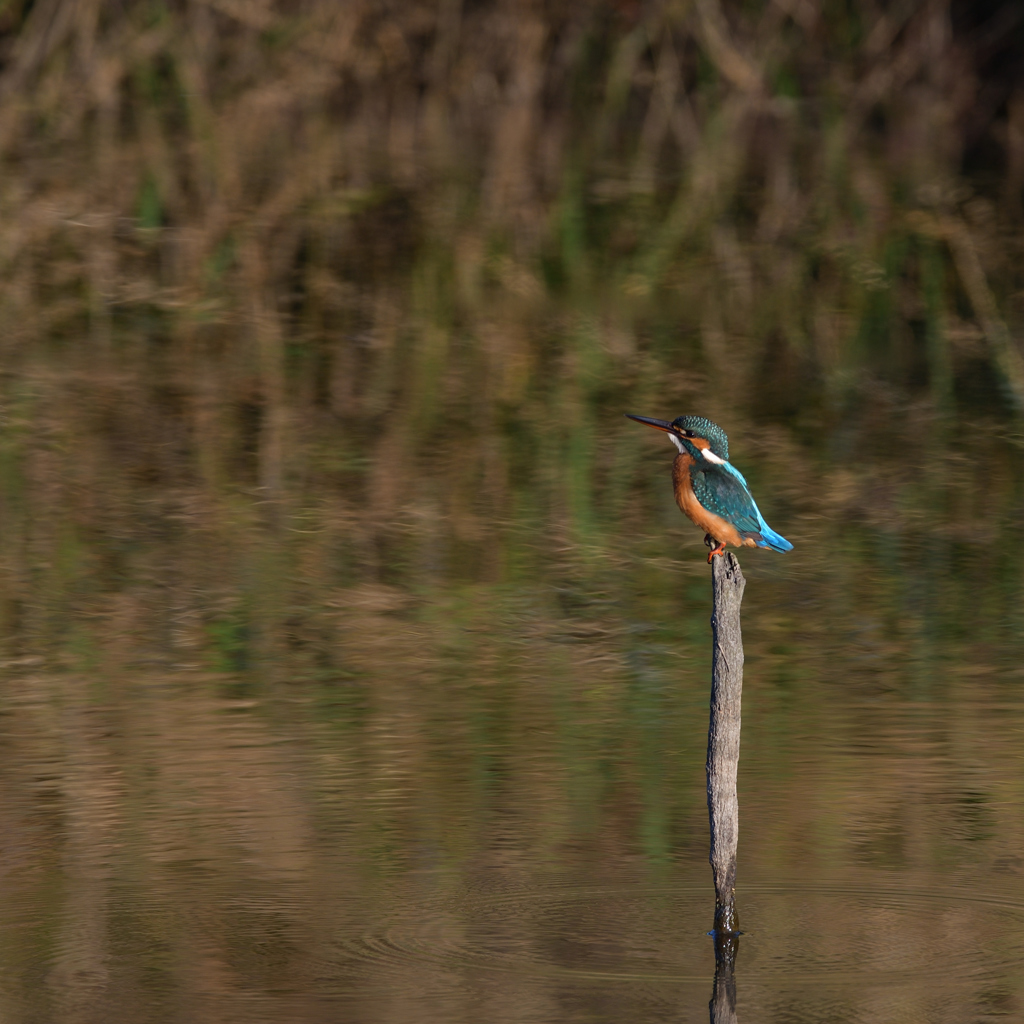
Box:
0 0 1019 668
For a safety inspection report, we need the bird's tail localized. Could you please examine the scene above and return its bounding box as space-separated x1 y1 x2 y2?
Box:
756 524 793 553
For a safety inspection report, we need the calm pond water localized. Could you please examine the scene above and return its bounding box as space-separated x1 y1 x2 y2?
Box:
1 1 1022 1019
1 398 1023 1024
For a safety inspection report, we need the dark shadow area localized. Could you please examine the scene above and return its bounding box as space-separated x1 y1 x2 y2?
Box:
710 930 740 1024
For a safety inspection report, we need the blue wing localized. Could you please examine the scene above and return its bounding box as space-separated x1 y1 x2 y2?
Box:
691 462 793 552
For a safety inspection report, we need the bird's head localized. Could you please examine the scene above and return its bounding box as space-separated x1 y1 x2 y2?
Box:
625 413 730 464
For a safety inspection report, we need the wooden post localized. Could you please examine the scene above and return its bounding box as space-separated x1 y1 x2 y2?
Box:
707 550 744 1021
707 550 745 938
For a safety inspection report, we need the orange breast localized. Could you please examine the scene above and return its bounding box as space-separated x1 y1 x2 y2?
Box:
671 453 752 548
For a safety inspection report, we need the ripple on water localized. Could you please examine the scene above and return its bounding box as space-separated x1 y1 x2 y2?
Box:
331 880 1024 991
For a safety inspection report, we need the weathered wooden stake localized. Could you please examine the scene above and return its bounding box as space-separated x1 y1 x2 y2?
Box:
707 550 745 939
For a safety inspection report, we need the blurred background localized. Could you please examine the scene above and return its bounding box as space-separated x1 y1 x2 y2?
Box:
2 1 1024 1021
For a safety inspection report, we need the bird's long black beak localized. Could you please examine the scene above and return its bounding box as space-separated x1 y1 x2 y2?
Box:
625 413 676 433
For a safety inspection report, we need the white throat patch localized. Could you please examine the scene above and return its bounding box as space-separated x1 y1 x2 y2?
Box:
668 434 685 453
701 448 726 465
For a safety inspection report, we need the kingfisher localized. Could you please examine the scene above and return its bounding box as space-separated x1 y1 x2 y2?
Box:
626 413 793 563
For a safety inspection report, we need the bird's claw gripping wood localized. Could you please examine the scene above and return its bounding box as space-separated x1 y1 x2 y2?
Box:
705 534 727 563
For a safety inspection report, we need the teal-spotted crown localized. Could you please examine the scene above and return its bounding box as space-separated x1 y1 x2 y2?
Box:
672 416 729 461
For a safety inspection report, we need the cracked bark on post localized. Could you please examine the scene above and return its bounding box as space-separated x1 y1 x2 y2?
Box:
708 550 745 941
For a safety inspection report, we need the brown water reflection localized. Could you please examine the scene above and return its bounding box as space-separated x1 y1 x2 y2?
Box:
0 2 1023 1018
3 538 1024 1024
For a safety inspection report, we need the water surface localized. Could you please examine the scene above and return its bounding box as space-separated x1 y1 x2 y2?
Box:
3 477 1024 1023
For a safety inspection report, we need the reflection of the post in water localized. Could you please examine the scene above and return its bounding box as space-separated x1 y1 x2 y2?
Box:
709 930 739 1024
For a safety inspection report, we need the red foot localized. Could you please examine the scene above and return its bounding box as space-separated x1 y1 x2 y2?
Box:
704 535 727 564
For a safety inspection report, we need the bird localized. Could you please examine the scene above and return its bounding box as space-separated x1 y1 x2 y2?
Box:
626 413 793 563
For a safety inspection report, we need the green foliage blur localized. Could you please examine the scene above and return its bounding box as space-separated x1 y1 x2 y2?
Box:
0 0 1020 674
